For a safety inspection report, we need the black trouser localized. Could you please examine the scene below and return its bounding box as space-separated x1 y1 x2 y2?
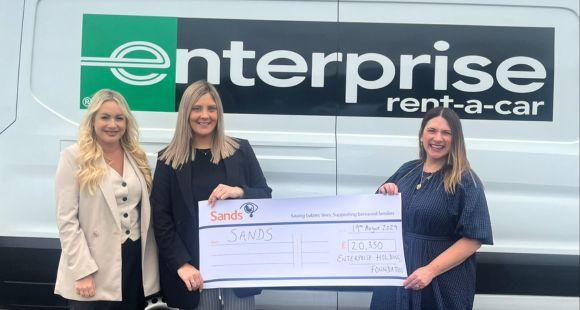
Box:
68 238 145 310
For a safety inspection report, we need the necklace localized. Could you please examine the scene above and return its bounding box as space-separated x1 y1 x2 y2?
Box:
416 171 433 190
103 148 123 166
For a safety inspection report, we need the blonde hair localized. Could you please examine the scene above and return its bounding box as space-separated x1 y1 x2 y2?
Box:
77 89 152 194
160 80 239 169
419 107 470 194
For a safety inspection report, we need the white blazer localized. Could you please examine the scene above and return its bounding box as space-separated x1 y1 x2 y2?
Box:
54 144 159 301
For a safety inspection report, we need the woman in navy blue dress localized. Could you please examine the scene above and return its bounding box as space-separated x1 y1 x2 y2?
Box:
370 107 493 310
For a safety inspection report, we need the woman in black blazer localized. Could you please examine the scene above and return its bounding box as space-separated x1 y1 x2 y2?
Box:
151 80 272 309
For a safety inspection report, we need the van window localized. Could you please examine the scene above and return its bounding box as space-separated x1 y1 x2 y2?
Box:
0 0 24 134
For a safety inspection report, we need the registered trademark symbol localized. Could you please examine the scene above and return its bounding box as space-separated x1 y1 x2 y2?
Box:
82 97 91 107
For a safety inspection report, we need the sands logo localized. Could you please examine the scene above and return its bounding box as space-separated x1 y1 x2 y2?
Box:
210 210 244 222
240 202 259 218
209 202 259 222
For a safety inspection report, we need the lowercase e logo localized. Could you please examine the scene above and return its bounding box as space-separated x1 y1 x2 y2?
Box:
81 41 171 86
80 14 177 112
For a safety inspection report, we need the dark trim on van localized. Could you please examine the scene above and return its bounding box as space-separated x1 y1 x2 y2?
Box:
476 252 579 296
0 237 67 309
0 237 578 308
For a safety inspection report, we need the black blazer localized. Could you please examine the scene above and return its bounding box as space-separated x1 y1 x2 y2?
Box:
150 139 272 309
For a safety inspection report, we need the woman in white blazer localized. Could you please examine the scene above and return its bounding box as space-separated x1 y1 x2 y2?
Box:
54 89 159 310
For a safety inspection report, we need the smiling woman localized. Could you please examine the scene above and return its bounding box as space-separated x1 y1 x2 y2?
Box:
151 80 272 309
93 101 127 148
188 93 218 147
372 107 493 310
54 89 160 309
420 117 451 163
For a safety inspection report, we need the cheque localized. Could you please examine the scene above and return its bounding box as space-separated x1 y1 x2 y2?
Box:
198 194 408 288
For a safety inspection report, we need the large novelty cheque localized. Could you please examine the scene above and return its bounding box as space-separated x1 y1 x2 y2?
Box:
198 194 407 288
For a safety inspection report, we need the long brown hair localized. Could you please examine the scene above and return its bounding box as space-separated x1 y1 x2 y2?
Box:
160 80 239 169
419 107 470 194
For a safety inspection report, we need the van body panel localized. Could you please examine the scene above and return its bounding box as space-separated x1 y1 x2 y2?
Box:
0 0 578 308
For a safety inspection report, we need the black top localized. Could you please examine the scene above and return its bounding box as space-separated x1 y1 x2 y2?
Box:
191 149 226 202
150 138 272 309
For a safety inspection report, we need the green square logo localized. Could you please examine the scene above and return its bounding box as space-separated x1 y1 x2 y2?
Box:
80 14 177 111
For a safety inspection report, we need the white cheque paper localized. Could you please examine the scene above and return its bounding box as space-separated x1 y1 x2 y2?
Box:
198 195 407 288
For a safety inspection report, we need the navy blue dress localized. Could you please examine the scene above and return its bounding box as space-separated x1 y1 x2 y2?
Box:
370 160 493 310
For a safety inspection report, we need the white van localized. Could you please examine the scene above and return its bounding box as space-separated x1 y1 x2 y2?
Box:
0 0 578 309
